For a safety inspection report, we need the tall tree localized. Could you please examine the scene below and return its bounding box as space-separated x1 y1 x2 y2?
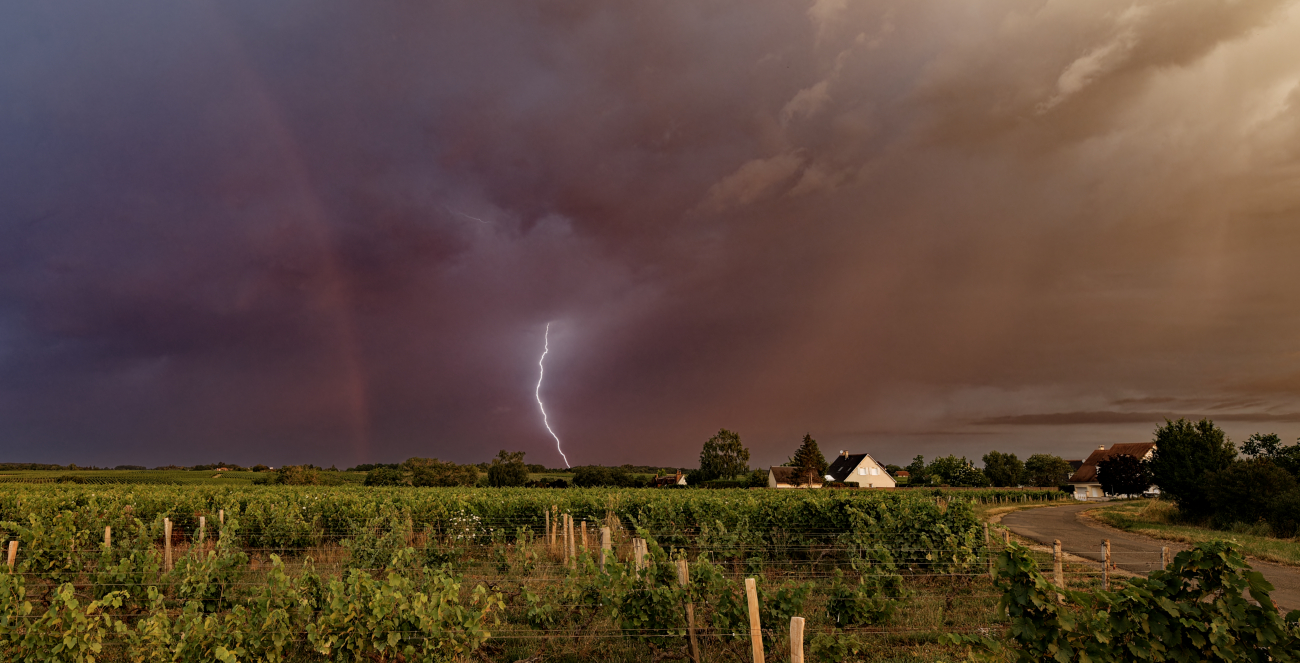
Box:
1147 418 1237 519
1024 454 1074 487
1241 432 1300 479
1096 454 1151 497
905 455 929 485
486 450 529 487
698 428 750 481
788 434 828 486
982 451 1025 487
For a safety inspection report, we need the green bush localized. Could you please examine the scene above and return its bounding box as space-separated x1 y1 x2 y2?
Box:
364 467 407 487
1269 488 1300 538
1205 458 1296 529
948 541 1300 661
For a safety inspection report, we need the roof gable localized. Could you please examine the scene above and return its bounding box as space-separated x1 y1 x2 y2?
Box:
769 466 822 485
826 453 869 482
1069 443 1156 483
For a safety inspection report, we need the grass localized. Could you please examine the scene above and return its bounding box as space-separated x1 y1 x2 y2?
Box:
1091 499 1300 567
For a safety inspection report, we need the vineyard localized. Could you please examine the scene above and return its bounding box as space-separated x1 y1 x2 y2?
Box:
0 485 1096 661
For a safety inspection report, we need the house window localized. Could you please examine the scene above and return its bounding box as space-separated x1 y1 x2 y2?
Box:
858 468 866 475
870 467 879 475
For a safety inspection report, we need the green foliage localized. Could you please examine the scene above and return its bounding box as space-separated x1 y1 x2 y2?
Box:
1148 417 1237 519
407 458 479 487
1269 489 1300 538
1205 458 1296 529
0 581 127 663
825 566 900 627
927 455 991 487
364 467 408 486
486 450 529 487
172 521 249 613
2 511 93 586
306 566 502 661
274 465 321 485
1024 454 1074 487
948 541 1300 662
905 455 929 484
92 518 163 608
1242 432 1300 478
981 451 1025 487
1097 453 1153 497
697 428 750 481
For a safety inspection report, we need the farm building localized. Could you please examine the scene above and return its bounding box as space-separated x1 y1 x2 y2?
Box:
825 451 895 488
768 466 823 488
649 470 687 487
1068 443 1157 500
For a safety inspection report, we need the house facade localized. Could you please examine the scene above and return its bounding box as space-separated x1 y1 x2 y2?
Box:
1069 443 1156 500
825 451 896 488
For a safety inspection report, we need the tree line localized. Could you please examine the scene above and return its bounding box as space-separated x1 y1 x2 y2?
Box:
1141 418 1300 536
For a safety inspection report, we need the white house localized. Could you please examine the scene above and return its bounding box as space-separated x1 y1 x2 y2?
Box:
825 451 895 488
1069 443 1157 501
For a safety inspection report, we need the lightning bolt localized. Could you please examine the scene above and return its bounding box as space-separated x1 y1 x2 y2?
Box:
536 323 570 468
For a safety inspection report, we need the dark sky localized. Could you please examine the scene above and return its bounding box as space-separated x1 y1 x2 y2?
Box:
3 0 1300 469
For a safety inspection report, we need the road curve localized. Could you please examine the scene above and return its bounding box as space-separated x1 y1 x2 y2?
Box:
1001 502 1300 610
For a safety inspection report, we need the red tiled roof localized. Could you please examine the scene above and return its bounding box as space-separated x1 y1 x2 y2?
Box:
1069 443 1155 483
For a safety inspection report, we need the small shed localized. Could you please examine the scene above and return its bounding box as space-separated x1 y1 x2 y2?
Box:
650 470 687 487
768 466 824 488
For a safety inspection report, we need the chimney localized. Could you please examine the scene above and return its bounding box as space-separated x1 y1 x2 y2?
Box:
840 450 848 458
1098 445 1106 450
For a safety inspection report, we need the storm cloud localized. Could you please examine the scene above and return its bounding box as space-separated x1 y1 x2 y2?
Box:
2 0 1299 467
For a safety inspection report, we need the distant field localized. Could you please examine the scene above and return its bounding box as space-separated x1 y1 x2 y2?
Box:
0 469 367 486
0 469 668 487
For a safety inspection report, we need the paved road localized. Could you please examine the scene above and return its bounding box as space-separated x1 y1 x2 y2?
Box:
1002 502 1300 610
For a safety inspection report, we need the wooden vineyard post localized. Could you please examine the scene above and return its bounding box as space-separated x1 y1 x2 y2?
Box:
164 518 173 571
1103 539 1111 591
633 538 645 572
1161 546 1170 568
567 515 576 568
600 526 611 572
1053 539 1064 604
984 524 993 578
678 559 700 663
545 509 551 553
104 526 112 549
789 616 805 663
745 577 764 663
581 520 588 553
219 509 224 527
6 540 16 569
561 514 569 565
1003 529 1010 546
199 516 206 546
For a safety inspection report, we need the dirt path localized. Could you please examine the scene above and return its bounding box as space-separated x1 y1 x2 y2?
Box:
1002 502 1300 610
